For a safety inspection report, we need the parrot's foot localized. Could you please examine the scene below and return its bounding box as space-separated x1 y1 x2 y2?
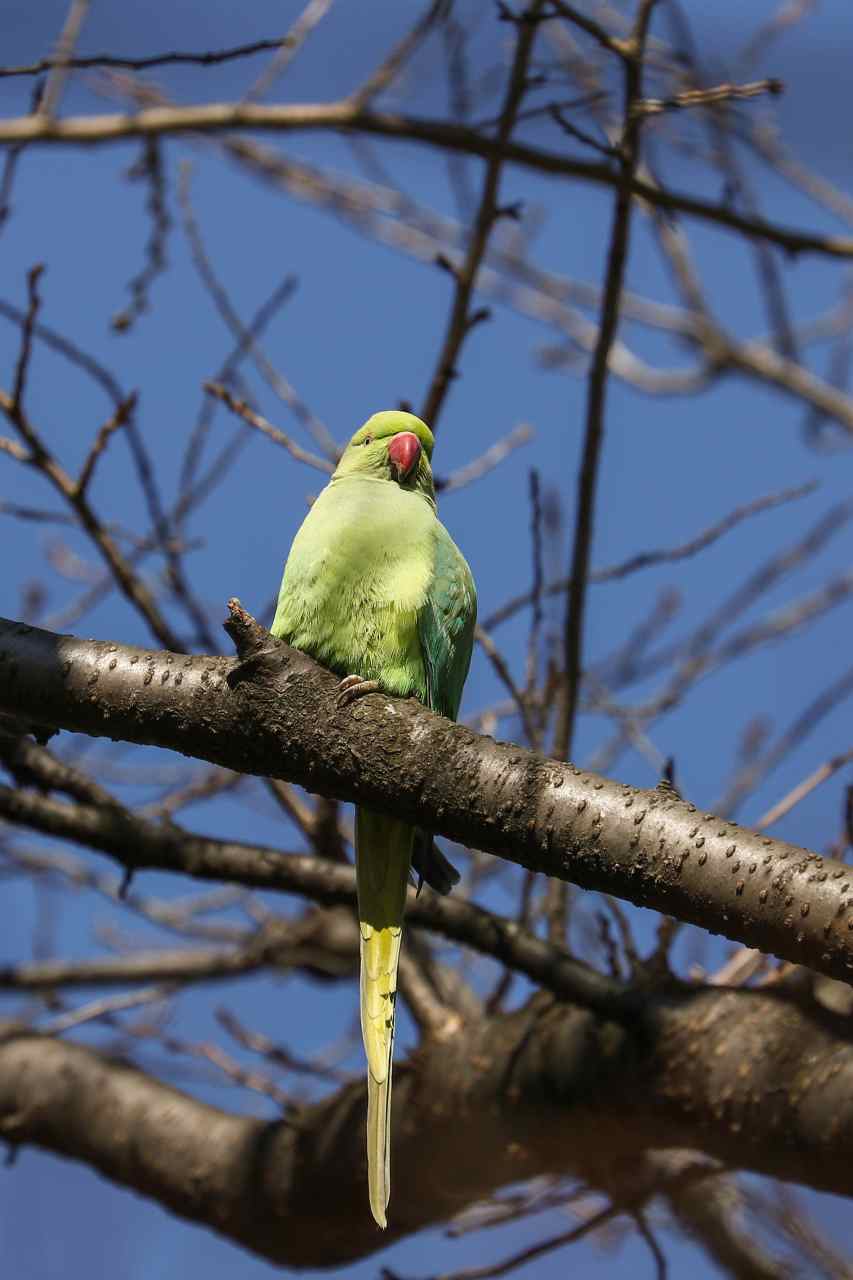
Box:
337 674 381 708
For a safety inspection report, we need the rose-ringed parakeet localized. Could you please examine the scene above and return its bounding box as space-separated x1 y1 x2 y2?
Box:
270 410 476 1227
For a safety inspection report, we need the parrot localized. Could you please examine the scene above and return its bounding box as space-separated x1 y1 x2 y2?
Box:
270 409 476 1228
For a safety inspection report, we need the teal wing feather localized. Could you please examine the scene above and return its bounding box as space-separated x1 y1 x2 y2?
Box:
418 525 477 722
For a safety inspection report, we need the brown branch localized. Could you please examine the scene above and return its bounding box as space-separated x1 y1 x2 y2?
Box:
757 748 853 831
420 0 544 429
10 264 43 413
244 0 335 102
215 1006 348 1082
177 273 304 498
432 1201 622 1280
553 0 659 764
347 0 448 111
177 163 337 463
0 783 631 1018
218 138 853 429
632 77 783 116
76 393 138 495
718 666 853 818
1 610 853 986
0 383 182 651
547 1 628 56
0 102 849 258
436 423 533 493
475 625 540 748
39 0 90 119
111 139 171 333
0 38 291 79
3 978 853 1266
0 945 262 991
203 383 334 474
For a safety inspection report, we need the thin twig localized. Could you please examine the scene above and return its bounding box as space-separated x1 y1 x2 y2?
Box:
41 985 172 1035
436 423 533 492
203 384 334 474
178 161 337 461
429 1200 621 1280
0 39 292 79
179 274 301 497
475 626 539 747
244 0 335 103
215 1007 347 1082
111 139 170 333
76 393 137 496
420 0 546 430
552 0 659 763
11 264 44 414
1 276 182 650
756 748 853 830
525 468 544 698
39 0 90 119
633 77 783 116
481 480 818 632
349 0 449 111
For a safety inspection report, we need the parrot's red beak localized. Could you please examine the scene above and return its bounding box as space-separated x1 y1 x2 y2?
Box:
387 431 421 482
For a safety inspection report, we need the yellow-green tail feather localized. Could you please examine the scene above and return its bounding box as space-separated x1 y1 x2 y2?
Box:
356 807 414 1229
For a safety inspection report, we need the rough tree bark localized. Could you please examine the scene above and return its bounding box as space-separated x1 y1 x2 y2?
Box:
1 975 852 1268
0 608 851 985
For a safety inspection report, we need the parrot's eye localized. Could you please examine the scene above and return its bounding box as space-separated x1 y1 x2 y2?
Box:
362 435 373 446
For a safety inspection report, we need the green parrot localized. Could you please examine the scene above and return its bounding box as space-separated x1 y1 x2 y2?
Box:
270 410 476 1227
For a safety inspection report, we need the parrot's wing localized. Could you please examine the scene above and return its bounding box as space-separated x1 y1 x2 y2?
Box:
417 526 477 722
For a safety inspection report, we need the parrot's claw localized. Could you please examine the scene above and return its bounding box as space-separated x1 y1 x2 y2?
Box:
337 674 381 708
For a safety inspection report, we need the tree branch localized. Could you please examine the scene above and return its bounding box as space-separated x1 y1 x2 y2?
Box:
0 102 849 258
2 977 853 1266
0 609 852 985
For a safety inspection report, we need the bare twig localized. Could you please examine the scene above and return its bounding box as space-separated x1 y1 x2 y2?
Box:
177 162 337 463
756 748 853 831
0 82 43 232
1 275 182 651
39 0 90 119
41 985 172 1035
0 39 293 79
436 423 533 492
718 663 853 817
349 0 449 110
215 1007 348 1082
633 77 783 116
76 393 138 496
552 0 659 763
203 383 334 474
475 626 539 747
112 140 170 333
244 0 335 103
429 1200 621 1280
420 0 545 430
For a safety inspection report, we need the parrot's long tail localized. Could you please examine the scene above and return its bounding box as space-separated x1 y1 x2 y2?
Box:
355 806 414 1230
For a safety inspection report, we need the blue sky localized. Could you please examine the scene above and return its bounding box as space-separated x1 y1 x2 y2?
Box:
0 2 852 1276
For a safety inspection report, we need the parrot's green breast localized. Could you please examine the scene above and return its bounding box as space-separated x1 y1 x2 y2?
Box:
271 475 436 700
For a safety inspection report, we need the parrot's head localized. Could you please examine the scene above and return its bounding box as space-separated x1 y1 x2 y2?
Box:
335 411 436 499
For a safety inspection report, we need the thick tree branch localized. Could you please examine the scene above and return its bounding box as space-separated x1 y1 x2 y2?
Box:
0 102 850 258
0 611 852 986
2 978 853 1267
